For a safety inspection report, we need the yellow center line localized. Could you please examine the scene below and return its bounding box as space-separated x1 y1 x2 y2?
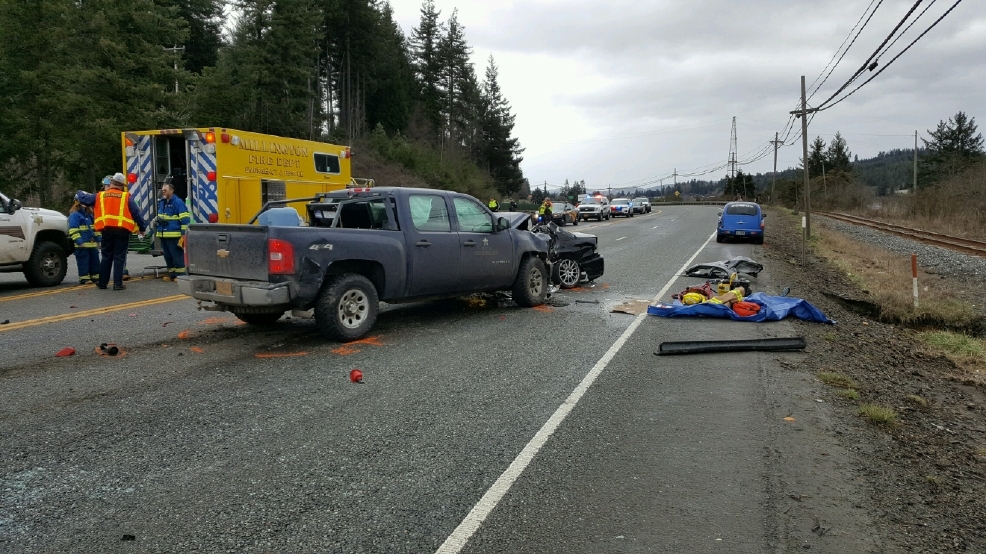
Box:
0 276 157 303
0 295 189 333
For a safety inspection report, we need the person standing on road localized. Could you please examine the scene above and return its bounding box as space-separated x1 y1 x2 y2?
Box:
155 182 190 282
94 173 147 290
538 198 553 224
68 191 101 284
488 197 499 212
509 199 518 211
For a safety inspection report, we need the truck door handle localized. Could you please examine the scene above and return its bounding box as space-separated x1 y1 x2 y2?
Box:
463 240 477 247
415 240 431 247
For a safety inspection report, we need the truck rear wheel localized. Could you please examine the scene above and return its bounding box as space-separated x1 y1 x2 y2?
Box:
24 240 67 287
315 273 379 341
512 256 547 307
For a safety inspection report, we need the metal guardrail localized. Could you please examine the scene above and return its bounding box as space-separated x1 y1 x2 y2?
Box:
651 201 729 206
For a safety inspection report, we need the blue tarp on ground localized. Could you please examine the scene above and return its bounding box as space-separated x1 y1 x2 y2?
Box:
647 292 834 323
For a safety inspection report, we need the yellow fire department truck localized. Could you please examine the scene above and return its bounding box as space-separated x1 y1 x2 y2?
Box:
121 128 369 224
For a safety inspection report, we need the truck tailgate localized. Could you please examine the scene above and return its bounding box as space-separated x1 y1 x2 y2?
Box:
186 224 269 281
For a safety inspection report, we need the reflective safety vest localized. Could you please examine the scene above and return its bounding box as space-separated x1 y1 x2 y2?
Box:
68 210 100 248
488 199 499 210
156 196 191 238
94 189 136 232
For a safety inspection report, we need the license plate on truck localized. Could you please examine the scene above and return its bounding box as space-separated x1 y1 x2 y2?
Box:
215 281 233 296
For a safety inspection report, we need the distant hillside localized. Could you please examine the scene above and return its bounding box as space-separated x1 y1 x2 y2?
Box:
630 149 925 198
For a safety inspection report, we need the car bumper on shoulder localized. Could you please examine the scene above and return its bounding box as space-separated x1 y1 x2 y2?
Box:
177 275 294 306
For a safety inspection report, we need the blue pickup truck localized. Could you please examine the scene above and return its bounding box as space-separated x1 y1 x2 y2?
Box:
177 187 551 341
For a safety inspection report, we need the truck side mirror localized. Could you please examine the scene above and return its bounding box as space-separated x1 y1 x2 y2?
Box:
496 217 509 232
9 199 22 214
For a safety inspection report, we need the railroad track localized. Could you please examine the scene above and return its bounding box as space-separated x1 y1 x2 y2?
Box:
816 211 986 258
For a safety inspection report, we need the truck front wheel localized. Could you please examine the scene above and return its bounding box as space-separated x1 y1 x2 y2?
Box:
315 273 379 341
24 240 67 287
512 256 547 307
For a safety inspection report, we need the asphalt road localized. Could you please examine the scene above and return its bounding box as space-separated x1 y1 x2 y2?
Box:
0 207 879 553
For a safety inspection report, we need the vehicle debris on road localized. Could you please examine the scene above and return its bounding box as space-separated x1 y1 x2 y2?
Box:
655 337 807 355
684 256 764 279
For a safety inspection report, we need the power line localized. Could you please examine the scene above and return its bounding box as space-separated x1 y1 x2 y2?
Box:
815 0 927 110
807 0 884 101
818 0 964 112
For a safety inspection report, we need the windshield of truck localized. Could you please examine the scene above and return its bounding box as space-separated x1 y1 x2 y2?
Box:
583 197 606 205
612 199 630 206
409 194 451 232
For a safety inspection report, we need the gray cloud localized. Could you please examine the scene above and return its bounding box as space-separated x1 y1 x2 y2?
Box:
391 0 986 187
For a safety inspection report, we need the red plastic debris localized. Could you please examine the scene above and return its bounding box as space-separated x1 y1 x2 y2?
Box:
349 369 364 383
55 347 76 357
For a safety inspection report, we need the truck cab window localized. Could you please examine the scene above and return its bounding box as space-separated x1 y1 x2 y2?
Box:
409 194 450 232
453 197 493 233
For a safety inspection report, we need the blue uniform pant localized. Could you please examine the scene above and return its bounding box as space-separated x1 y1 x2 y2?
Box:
160 237 186 278
98 227 131 288
74 247 100 283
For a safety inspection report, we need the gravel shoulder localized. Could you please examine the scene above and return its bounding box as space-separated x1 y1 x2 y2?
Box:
765 208 986 552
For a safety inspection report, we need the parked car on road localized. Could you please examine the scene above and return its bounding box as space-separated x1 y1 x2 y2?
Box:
550 202 579 226
717 202 765 244
577 196 610 221
179 188 552 341
633 197 651 213
0 190 73 287
609 198 634 217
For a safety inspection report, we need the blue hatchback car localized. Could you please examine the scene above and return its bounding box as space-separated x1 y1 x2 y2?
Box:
717 202 765 244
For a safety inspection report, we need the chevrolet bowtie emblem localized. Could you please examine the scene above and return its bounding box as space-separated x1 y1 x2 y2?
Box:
217 249 230 258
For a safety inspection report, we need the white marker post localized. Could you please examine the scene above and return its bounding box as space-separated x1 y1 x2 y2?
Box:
801 216 807 267
912 253 919 308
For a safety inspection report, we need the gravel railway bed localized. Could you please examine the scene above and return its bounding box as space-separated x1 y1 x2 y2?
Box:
816 214 986 288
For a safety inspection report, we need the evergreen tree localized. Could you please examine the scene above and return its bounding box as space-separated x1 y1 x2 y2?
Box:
158 0 224 74
807 136 826 177
437 9 477 151
195 0 319 138
477 56 524 196
0 0 187 204
725 169 754 198
920 111 984 184
410 0 444 136
826 132 852 174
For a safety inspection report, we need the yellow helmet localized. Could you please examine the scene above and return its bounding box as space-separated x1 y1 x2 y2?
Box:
682 292 705 305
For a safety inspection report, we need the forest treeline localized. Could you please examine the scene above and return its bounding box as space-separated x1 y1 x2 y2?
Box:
0 0 525 208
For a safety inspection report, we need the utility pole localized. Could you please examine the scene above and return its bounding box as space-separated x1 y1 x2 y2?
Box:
673 168 677 187
821 159 827 199
607 185 612 199
728 117 738 180
163 45 185 93
913 130 918 195
770 131 781 204
790 76 816 239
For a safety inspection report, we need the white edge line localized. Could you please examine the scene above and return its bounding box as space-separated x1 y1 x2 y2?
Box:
615 236 626 241
435 231 717 554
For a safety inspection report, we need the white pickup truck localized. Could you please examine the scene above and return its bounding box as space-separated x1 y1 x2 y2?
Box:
0 190 72 286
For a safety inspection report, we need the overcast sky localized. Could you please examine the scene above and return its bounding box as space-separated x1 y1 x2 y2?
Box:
385 0 985 193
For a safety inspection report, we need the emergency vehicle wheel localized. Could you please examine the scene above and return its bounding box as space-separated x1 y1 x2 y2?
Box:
23 240 67 287
315 273 379 341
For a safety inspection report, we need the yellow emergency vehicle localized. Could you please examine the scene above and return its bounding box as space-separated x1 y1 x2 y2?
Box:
121 128 370 224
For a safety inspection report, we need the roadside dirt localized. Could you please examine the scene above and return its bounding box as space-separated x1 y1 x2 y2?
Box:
763 209 986 552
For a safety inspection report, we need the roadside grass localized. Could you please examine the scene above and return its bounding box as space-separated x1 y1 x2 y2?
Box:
813 225 978 329
818 371 858 389
859 403 898 425
917 330 986 383
907 394 930 408
838 389 860 400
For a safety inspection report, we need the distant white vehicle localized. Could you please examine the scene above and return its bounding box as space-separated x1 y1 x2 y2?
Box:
577 195 610 221
0 190 72 286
